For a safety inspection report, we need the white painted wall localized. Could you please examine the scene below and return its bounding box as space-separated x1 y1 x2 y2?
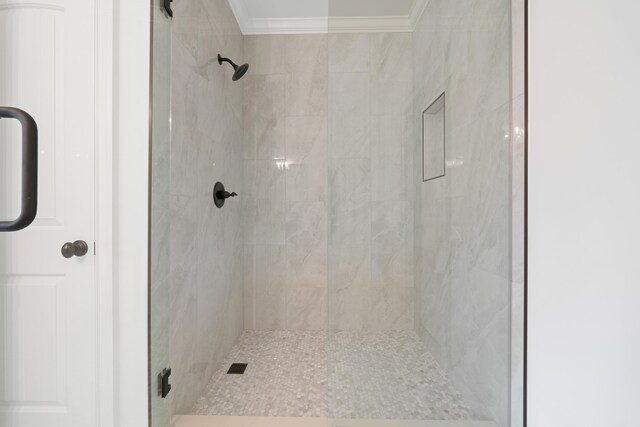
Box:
112 0 151 425
528 1 640 426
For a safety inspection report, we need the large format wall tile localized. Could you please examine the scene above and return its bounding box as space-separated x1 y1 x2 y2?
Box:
286 287 327 330
511 1 526 423
243 75 286 160
286 77 328 118
371 202 414 289
328 244 371 330
366 286 414 331
254 160 286 244
327 33 415 331
370 34 414 117
413 0 512 424
328 33 370 73
328 158 371 215
254 244 287 329
285 116 327 163
328 156 372 250
170 0 244 414
371 115 413 202
285 35 328 117
328 73 371 159
244 33 415 332
285 116 328 202
285 201 328 288
244 35 286 75
286 160 327 203
243 35 330 331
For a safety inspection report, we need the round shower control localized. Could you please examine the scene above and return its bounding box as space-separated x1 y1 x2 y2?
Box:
213 182 238 208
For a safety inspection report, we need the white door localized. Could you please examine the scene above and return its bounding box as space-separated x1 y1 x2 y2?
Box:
0 0 98 426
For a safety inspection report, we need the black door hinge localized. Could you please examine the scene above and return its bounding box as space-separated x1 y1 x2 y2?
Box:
158 368 172 398
164 0 173 18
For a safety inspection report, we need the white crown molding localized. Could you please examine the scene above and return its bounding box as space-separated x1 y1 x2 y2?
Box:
228 0 430 35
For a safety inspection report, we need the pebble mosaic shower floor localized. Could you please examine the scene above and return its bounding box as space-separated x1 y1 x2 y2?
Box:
191 331 473 420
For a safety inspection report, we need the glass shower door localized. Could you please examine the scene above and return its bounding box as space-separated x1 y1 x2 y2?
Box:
149 0 172 426
326 0 514 425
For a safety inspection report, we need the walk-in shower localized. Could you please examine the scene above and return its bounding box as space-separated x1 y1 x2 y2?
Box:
149 0 523 426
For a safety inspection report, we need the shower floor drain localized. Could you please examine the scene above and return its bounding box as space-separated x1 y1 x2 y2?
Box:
227 363 248 374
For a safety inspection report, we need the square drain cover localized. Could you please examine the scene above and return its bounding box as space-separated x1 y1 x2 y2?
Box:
227 363 248 374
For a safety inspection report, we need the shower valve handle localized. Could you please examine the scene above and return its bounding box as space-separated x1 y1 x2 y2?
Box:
217 190 237 199
213 182 236 208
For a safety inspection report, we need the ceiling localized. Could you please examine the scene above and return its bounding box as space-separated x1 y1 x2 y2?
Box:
239 0 328 19
329 0 417 17
228 0 429 35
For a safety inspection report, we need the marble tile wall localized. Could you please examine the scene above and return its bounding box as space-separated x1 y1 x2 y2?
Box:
150 0 172 425
169 0 244 415
412 0 512 426
243 33 415 332
327 33 414 331
510 0 526 426
165 0 518 419
242 34 329 331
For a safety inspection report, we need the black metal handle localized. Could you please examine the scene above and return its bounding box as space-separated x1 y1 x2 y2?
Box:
217 190 238 200
61 240 89 259
213 182 238 208
0 107 38 232
164 0 173 17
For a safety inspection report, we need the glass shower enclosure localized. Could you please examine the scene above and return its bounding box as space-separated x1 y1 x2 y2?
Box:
148 0 520 425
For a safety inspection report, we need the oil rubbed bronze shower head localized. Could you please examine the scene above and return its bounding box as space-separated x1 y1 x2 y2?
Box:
218 54 250 81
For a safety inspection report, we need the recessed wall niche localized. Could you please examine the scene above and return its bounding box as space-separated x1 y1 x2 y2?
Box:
422 92 446 182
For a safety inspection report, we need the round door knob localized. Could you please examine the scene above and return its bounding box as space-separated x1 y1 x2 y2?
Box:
61 240 89 258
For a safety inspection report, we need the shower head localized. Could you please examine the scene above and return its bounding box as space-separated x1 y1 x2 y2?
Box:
232 63 250 81
218 54 250 81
